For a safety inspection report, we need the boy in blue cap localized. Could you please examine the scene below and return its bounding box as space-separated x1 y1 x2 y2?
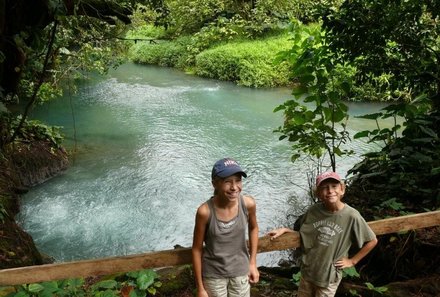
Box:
268 171 377 297
192 158 259 297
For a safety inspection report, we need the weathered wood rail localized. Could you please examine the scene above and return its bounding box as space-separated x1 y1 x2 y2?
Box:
1 210 439 285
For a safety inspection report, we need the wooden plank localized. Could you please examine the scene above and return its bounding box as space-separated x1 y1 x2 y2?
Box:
1 210 439 285
257 231 300 252
0 248 193 286
367 210 440 235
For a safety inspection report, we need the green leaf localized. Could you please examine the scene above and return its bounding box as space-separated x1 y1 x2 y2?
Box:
138 274 154 290
340 81 351 93
355 113 382 120
299 74 315 84
343 267 360 278
28 284 45 293
365 282 375 290
322 106 332 121
147 287 157 295
137 270 157 290
303 95 317 103
349 289 360 296
333 146 343 156
353 131 370 139
273 105 286 113
332 109 346 122
290 153 301 162
40 281 59 292
304 110 315 120
129 289 141 297
431 167 440 175
94 280 118 289
66 278 84 288
293 113 306 125
419 125 438 138
328 91 339 101
291 85 308 96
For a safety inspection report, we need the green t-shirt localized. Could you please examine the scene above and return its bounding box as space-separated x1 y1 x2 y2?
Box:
299 203 376 287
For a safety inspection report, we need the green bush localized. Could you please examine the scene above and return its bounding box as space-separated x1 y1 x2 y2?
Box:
195 48 240 81
195 34 292 87
126 25 167 40
238 59 290 88
128 36 193 69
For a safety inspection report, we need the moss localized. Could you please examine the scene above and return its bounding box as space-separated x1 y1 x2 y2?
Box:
0 286 16 297
155 265 195 296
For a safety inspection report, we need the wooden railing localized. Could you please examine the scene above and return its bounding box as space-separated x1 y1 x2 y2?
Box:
1 210 439 285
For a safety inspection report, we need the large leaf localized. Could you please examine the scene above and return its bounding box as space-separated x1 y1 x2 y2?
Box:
137 270 157 290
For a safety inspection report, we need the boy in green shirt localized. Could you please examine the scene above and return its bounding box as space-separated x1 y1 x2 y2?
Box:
268 171 377 297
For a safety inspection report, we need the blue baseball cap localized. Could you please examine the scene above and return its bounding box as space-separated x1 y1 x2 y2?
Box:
211 158 247 179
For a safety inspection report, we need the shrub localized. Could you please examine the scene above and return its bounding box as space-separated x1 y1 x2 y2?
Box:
126 24 167 40
128 36 193 70
195 34 292 87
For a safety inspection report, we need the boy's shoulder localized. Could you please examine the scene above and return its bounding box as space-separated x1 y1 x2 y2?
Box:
242 194 255 201
242 195 256 208
306 202 323 212
196 201 210 217
342 203 362 215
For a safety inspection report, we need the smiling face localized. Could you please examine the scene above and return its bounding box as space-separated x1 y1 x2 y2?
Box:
316 179 346 207
212 173 243 202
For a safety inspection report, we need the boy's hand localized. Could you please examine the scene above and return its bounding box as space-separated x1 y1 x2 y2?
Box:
196 288 209 297
249 264 260 283
267 229 282 240
334 257 354 269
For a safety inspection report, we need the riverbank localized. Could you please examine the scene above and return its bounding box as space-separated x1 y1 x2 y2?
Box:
127 29 297 88
0 139 68 269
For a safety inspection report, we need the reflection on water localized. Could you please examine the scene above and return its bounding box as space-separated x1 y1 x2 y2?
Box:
17 63 390 266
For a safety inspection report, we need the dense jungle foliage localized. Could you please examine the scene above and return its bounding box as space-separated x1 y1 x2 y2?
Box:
0 0 439 296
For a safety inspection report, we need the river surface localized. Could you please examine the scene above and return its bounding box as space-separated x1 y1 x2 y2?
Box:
17 63 389 266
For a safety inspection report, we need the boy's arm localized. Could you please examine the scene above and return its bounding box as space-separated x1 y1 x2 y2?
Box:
245 195 259 284
192 203 210 297
267 227 295 240
335 237 378 269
